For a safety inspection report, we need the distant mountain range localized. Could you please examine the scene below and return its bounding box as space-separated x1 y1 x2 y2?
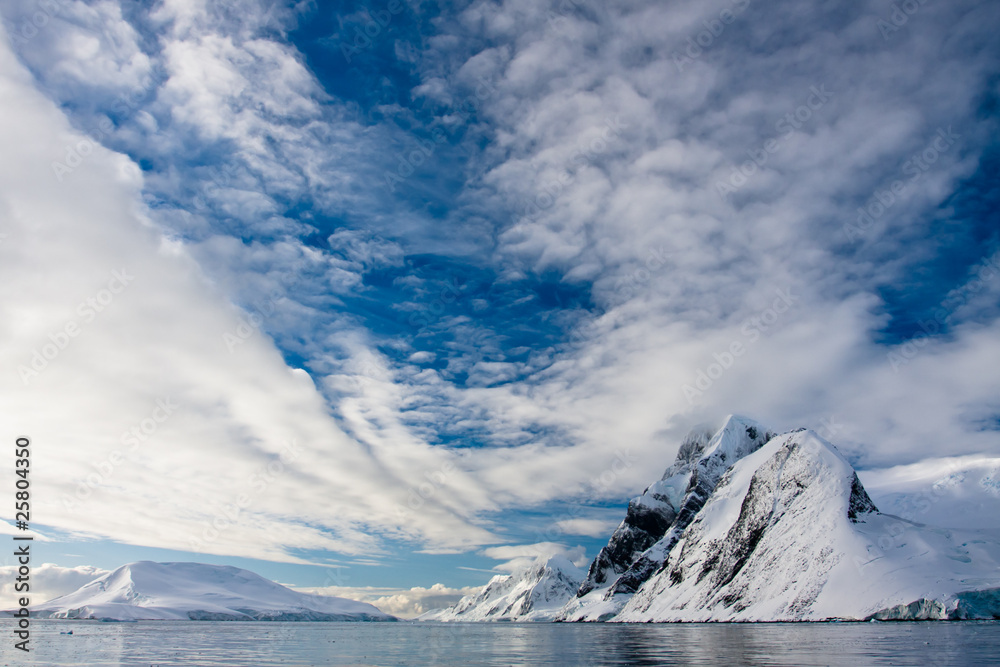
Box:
24 561 395 622
431 416 1000 622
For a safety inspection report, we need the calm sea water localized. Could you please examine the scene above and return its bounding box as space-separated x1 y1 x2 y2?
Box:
1 620 998 666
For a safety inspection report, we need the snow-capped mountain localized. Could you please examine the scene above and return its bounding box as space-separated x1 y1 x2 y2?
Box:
29 561 395 621
426 416 1000 623
426 555 584 622
614 429 1000 621
560 415 776 621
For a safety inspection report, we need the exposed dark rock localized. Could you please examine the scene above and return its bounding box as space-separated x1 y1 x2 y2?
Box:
577 425 719 597
848 472 878 521
603 420 775 597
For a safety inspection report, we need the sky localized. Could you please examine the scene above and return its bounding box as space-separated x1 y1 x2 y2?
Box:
0 0 998 617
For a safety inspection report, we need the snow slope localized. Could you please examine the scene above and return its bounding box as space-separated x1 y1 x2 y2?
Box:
29 561 395 621
860 455 1000 531
559 415 775 621
615 430 1000 621
428 555 584 622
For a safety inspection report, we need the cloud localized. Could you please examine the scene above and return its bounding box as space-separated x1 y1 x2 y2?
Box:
394 0 1000 483
5 0 152 93
296 583 481 619
479 542 588 573
553 518 621 538
0 25 498 562
1 0 998 574
0 564 108 604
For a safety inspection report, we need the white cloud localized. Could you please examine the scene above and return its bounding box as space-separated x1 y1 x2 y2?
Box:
1 0 998 574
392 0 1000 494
296 583 481 619
859 455 1000 530
5 0 152 93
553 518 621 538
0 564 108 604
0 27 498 561
479 542 588 573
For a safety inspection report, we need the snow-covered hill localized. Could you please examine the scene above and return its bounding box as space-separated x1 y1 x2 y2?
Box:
560 415 776 621
426 555 584 622
29 561 395 621
615 429 1000 621
859 455 1000 531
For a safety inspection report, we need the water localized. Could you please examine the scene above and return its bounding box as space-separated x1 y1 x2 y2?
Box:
1 620 998 666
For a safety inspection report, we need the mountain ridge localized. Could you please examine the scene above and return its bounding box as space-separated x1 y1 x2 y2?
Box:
560 415 775 621
427 416 1000 623
614 429 1000 621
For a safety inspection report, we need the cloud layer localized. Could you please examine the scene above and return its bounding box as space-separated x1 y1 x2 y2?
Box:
297 582 481 618
0 0 997 578
0 22 497 562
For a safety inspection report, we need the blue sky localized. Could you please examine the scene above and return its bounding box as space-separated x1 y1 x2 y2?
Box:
0 0 998 616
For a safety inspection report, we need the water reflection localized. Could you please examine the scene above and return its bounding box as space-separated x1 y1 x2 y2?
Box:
2 619 997 666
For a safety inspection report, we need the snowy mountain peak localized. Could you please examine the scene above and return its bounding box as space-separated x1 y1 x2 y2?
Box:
557 422 999 623
665 415 768 473
32 561 395 622
75 561 268 601
696 414 775 474
527 554 581 579
427 554 584 622
616 429 999 621
422 418 999 624
669 423 717 470
570 416 776 611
